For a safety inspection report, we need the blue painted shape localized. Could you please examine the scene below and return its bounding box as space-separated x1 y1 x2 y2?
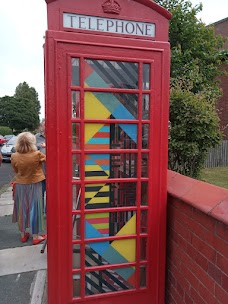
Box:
86 72 109 89
119 124 137 143
99 126 110 132
114 266 135 282
93 92 119 113
102 244 128 264
99 165 109 171
88 138 110 144
112 103 135 120
85 222 135 281
85 159 97 165
102 245 135 280
85 221 109 255
90 154 109 160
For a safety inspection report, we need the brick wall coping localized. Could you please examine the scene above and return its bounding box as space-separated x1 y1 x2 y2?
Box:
167 170 228 225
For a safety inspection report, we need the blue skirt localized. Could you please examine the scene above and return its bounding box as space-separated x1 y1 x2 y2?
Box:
12 182 45 234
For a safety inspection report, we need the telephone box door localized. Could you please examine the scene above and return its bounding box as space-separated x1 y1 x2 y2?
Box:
46 31 169 304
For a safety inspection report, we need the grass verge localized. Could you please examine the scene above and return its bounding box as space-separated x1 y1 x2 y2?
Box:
200 167 228 189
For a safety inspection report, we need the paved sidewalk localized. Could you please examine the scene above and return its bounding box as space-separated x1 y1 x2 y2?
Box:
0 187 47 304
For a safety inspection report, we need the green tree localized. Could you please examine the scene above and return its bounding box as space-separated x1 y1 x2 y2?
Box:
153 0 225 177
169 87 222 177
155 0 225 100
0 96 39 133
0 126 12 136
14 82 41 116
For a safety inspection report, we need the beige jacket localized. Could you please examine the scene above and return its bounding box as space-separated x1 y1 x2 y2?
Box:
11 151 46 184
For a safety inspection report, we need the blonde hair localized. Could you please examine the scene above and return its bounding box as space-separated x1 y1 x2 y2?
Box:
15 132 37 153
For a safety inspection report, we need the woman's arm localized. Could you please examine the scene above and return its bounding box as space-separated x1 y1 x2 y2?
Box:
39 151 46 162
11 155 18 173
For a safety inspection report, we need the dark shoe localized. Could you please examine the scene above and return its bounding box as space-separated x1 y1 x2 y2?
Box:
20 232 30 243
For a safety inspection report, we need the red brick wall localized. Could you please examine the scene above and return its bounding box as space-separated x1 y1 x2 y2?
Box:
166 171 228 304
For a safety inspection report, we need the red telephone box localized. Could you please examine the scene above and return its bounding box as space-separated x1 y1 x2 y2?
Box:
44 1 171 303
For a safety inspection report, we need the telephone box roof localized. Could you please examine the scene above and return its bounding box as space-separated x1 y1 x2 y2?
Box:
45 0 172 20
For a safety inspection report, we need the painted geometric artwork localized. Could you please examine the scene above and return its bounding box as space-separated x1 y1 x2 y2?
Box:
83 59 138 292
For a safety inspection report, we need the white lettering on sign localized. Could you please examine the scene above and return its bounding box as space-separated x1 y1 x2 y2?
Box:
63 13 155 38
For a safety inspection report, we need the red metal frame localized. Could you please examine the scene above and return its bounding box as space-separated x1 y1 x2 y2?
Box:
44 1 170 303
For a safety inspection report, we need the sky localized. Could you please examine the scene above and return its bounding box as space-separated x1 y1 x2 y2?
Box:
0 0 227 119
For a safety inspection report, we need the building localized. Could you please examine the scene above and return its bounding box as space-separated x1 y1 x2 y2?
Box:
213 17 228 139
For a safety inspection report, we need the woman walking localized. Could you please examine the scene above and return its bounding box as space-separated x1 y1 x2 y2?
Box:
11 132 46 245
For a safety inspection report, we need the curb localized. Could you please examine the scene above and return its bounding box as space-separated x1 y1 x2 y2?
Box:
30 270 47 304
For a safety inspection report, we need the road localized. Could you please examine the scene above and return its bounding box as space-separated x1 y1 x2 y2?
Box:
0 162 14 190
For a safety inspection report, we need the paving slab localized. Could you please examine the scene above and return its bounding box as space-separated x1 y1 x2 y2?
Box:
0 190 13 198
0 215 32 250
0 198 13 205
0 205 13 216
0 245 47 276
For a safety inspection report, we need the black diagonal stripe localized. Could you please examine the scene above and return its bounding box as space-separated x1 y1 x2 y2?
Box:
85 251 128 290
85 171 108 177
85 198 91 204
85 275 105 293
85 203 109 209
118 62 138 84
95 61 138 113
106 61 137 89
85 261 117 292
85 287 94 295
92 60 120 88
115 93 138 117
94 191 110 198
85 186 104 192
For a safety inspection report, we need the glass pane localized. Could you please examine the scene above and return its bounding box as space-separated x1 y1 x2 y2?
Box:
85 211 136 238
141 182 148 206
110 124 138 149
84 59 138 89
72 214 81 240
142 124 149 148
85 154 109 181
110 153 137 178
85 123 138 150
84 182 137 210
72 58 80 86
143 64 150 90
110 182 137 208
72 274 81 298
85 190 137 238
109 211 136 236
72 123 80 149
72 91 80 118
72 184 81 210
72 154 80 180
140 265 147 287
141 211 147 233
85 268 135 295
142 94 149 120
85 238 136 266
140 238 147 260
73 244 81 269
85 92 138 120
141 153 148 177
